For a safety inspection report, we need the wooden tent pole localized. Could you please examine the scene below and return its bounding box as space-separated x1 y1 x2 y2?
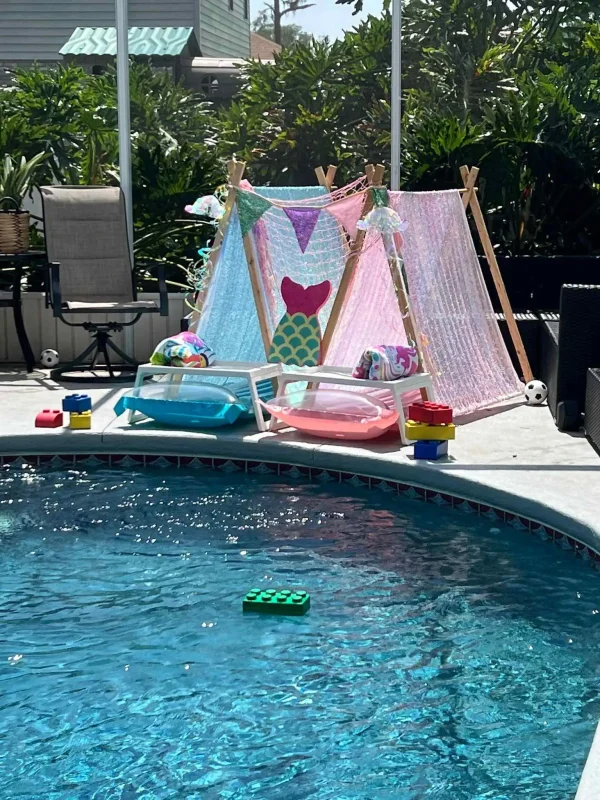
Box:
385 246 426 366
384 245 430 400
189 158 246 328
315 165 337 191
325 165 337 190
237 191 273 360
460 165 533 382
321 164 385 360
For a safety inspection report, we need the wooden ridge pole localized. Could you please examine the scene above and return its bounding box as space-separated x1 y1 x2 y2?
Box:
321 163 385 361
460 165 533 383
189 158 246 329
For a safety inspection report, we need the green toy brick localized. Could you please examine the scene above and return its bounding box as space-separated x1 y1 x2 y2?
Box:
243 588 310 615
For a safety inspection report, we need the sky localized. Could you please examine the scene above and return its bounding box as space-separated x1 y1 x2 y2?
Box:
262 0 384 40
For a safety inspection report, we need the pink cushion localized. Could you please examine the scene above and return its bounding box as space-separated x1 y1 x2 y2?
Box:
265 389 399 440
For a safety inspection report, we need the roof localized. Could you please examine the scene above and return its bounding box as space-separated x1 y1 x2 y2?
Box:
250 33 282 60
60 27 200 58
189 57 246 73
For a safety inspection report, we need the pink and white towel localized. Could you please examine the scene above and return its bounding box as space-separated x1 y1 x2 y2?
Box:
352 345 419 382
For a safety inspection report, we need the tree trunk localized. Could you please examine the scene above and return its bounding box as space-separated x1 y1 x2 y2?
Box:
273 0 282 45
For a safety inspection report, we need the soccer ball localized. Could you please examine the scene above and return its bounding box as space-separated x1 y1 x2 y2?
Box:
524 379 548 405
40 349 60 368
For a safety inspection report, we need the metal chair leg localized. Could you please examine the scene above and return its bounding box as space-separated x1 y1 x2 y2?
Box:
50 329 138 384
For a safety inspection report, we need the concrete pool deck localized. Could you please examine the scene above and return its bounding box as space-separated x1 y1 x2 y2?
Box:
1 366 600 800
1 367 599 548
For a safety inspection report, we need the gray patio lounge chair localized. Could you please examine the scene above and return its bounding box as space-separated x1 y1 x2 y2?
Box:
41 185 168 382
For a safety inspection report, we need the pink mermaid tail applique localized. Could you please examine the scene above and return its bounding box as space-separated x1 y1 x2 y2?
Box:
280 277 332 317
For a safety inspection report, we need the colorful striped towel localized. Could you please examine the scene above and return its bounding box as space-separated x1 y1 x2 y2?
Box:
151 332 216 369
352 345 419 381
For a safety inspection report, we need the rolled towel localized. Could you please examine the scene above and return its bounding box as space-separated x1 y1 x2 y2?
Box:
352 345 419 381
151 332 216 368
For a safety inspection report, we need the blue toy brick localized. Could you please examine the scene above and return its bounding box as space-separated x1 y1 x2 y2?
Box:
414 439 448 460
243 588 310 615
62 394 92 413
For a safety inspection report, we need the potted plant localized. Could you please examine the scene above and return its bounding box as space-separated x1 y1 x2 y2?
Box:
0 152 47 254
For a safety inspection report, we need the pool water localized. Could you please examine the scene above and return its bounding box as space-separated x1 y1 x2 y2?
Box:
1 466 599 799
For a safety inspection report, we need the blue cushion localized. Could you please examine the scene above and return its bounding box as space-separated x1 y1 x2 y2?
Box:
114 383 248 429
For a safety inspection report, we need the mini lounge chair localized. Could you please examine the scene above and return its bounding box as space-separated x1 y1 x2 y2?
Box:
41 185 168 382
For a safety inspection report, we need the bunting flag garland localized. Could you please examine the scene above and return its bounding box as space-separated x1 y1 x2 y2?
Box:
236 190 272 237
283 207 322 253
236 184 374 247
324 192 365 240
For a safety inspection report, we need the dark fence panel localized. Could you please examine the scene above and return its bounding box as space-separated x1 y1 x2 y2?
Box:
479 257 600 312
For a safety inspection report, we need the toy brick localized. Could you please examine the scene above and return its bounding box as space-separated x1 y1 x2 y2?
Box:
408 401 453 425
414 439 448 460
62 394 92 413
35 409 63 428
405 419 455 441
69 410 92 430
243 588 310 616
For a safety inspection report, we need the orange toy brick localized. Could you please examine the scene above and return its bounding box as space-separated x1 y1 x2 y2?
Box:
408 401 453 425
35 409 64 428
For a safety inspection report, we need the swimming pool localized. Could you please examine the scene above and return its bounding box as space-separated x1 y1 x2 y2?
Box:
1 465 598 799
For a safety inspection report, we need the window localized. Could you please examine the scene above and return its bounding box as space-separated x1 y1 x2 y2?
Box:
229 0 234 11
200 75 220 97
243 0 248 18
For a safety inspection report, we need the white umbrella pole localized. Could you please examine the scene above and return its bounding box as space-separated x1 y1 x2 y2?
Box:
116 0 133 255
390 0 402 191
115 0 135 358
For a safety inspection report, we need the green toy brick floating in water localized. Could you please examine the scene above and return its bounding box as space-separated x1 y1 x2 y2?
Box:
243 588 310 615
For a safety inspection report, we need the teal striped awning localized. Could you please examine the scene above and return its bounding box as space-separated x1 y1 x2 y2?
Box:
60 27 199 57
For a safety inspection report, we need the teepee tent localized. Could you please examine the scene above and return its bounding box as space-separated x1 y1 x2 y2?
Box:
191 161 529 416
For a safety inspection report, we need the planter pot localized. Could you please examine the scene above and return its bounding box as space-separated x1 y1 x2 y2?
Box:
0 198 29 254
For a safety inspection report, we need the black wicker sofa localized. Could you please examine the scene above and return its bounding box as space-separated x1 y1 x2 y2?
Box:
538 285 600 432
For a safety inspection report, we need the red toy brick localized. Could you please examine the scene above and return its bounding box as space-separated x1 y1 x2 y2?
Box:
35 409 64 428
408 401 453 425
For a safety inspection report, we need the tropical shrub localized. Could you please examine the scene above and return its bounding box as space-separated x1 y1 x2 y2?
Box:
218 3 600 254
0 63 223 287
0 152 48 210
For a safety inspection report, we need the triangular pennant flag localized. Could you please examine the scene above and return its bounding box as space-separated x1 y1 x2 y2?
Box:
283 207 321 253
372 188 389 207
325 193 364 240
236 189 272 237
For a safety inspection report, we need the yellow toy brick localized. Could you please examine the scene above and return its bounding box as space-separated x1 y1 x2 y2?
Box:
69 410 92 430
405 419 455 441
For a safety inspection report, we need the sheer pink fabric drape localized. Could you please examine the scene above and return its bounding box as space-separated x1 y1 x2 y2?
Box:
326 189 521 416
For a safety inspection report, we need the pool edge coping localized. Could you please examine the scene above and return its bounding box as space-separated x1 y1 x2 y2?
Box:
1 428 599 556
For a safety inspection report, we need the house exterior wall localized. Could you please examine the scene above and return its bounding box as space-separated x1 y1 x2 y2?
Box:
0 292 187 364
0 0 250 64
199 0 250 58
0 1 197 62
